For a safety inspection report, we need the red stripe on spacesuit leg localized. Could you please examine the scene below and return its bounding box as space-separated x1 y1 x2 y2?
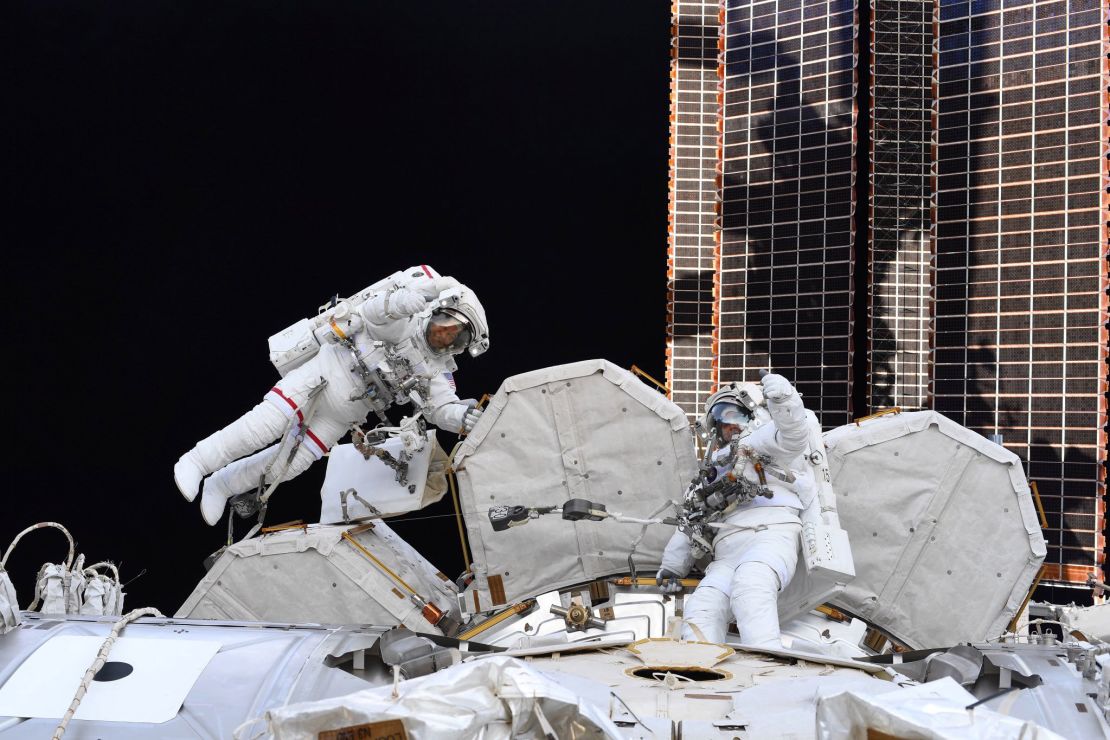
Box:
268 387 304 422
305 429 329 456
420 264 433 279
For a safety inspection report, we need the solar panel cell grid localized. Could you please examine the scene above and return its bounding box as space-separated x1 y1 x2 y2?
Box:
932 0 1109 585
719 1 857 427
868 0 933 411
666 1 721 425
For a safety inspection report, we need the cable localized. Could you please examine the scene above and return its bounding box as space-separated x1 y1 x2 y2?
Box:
52 606 164 739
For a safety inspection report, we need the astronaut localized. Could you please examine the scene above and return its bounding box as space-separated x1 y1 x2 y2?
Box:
173 265 489 526
657 373 812 647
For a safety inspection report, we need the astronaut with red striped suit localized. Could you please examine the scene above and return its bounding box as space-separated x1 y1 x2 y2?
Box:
173 265 489 526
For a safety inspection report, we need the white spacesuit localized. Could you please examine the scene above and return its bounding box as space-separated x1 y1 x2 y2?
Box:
658 373 812 647
173 265 489 526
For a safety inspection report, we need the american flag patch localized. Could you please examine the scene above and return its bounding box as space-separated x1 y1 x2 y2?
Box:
443 372 456 390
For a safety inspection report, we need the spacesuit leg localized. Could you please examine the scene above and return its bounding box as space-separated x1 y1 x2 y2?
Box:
199 414 349 526
174 400 288 502
730 562 784 648
680 559 737 643
682 586 731 644
726 525 801 648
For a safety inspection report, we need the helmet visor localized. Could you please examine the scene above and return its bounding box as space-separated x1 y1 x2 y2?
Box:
425 308 472 354
709 401 751 429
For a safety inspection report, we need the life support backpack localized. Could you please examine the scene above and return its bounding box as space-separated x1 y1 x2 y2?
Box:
267 265 453 377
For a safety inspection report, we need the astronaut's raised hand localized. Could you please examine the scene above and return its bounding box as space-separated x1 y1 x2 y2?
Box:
760 373 795 402
386 288 428 318
656 568 685 594
462 406 484 433
762 373 809 455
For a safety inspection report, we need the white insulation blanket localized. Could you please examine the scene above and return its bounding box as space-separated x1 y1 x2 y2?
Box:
0 571 18 635
250 655 623 740
816 677 1065 740
453 359 698 608
36 562 86 615
176 523 457 630
824 411 1046 648
80 573 125 616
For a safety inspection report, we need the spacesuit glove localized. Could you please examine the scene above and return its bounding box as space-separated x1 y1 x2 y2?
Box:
760 373 794 402
656 569 684 594
462 406 483 433
387 288 428 318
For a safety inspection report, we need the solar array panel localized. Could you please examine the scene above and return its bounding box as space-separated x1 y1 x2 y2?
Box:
717 0 859 427
933 0 1109 584
665 0 1108 587
666 0 722 423
868 0 933 410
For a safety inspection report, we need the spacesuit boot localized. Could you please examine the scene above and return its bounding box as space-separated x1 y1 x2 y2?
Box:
199 475 235 528
199 446 278 527
730 561 784 648
175 401 289 503
173 452 206 502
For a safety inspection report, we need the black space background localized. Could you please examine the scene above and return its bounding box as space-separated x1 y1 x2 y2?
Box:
2 2 672 613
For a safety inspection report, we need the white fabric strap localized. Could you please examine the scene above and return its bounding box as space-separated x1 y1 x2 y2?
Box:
684 619 708 643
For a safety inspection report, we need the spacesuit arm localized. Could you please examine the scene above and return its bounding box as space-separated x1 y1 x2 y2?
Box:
408 275 460 299
360 289 428 326
759 380 809 462
386 265 459 299
659 529 697 578
422 372 472 433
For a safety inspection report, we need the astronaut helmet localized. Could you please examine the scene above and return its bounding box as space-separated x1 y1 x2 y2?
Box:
422 285 490 358
702 381 769 446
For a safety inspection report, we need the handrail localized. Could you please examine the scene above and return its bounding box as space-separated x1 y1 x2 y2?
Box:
2 522 76 571
82 561 121 588
631 365 669 395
